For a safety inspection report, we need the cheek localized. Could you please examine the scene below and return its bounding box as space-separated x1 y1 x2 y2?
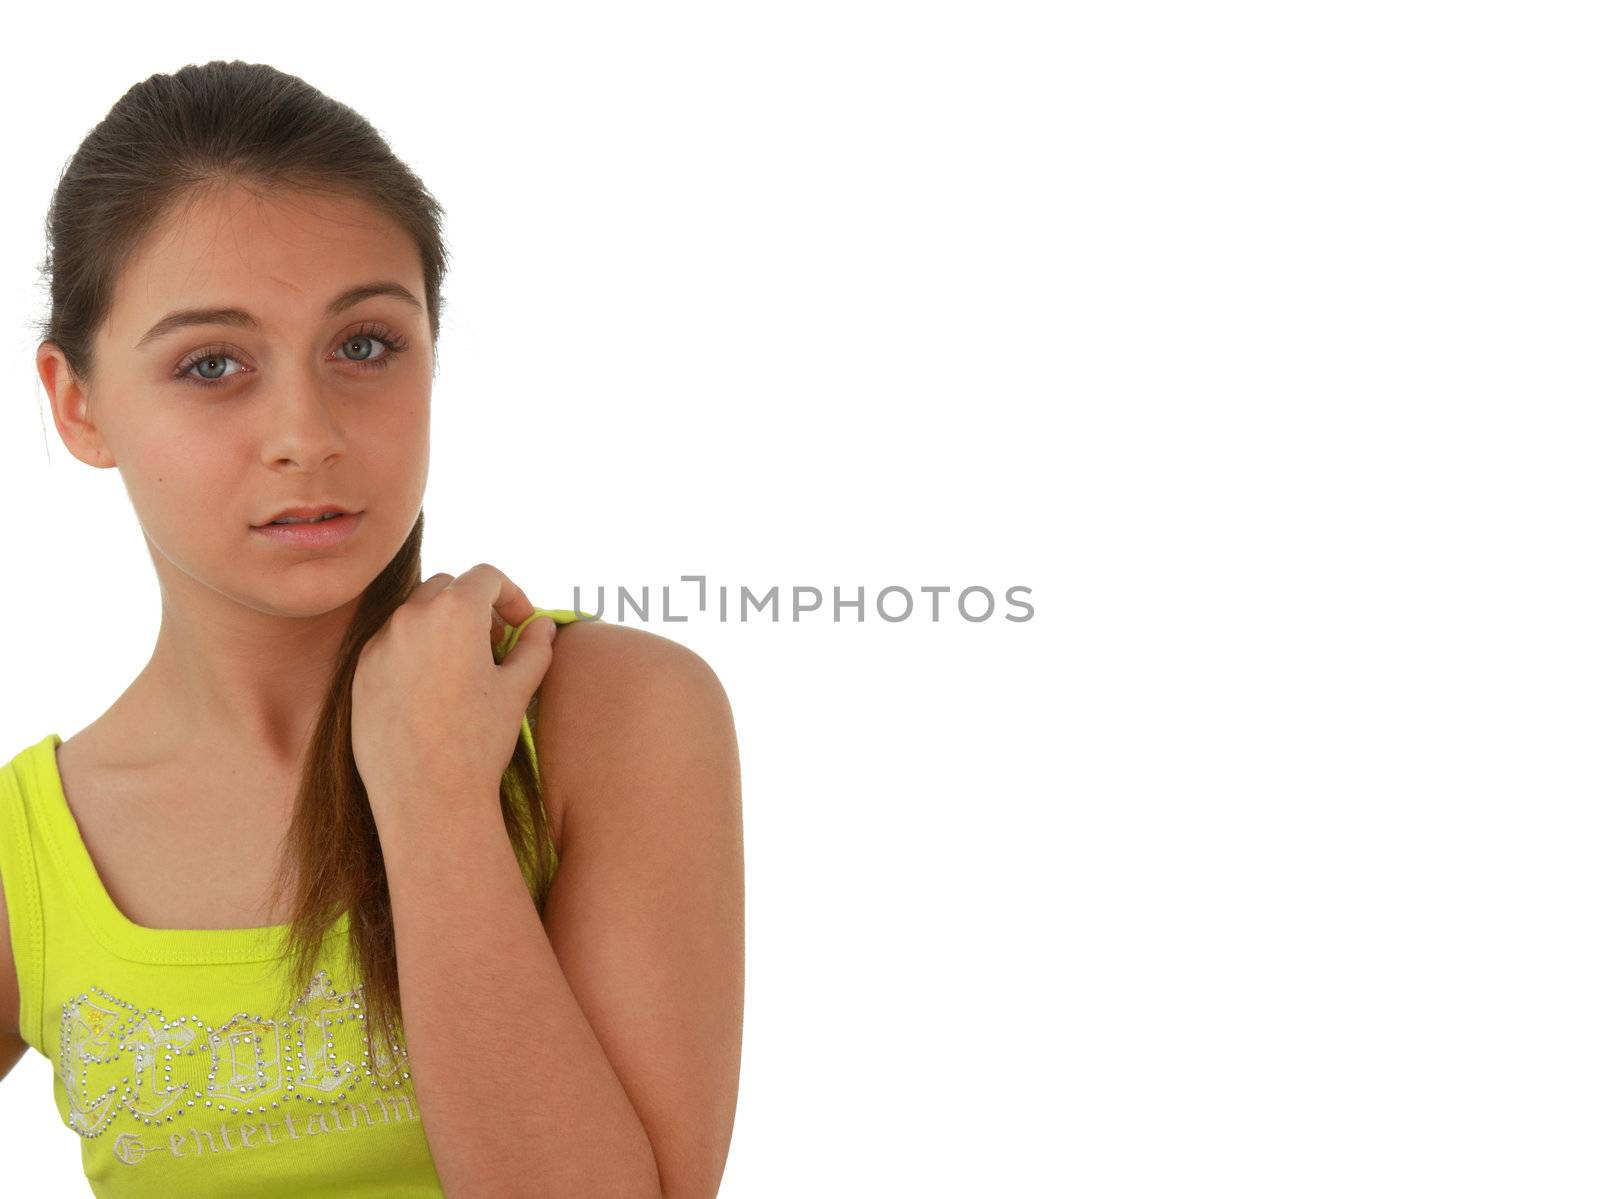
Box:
384 386 430 439
364 395 430 476
121 427 252 531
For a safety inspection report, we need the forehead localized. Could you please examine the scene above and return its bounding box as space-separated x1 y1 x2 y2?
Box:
104 184 421 343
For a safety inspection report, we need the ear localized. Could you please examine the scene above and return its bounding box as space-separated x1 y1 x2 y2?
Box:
37 342 115 469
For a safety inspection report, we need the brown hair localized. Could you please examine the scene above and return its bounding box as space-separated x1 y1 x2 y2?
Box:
29 60 556 1047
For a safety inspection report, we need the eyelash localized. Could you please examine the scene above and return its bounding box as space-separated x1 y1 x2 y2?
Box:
173 322 411 390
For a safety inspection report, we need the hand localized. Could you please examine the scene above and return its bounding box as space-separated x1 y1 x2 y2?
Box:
351 564 558 832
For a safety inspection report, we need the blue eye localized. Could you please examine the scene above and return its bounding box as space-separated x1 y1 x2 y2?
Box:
336 332 400 365
182 351 244 385
174 323 411 391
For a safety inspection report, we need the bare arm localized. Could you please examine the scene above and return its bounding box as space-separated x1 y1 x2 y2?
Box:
375 620 744 1196
0 1031 23 1084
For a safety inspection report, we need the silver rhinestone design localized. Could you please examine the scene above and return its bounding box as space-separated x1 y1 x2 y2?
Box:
56 970 411 1140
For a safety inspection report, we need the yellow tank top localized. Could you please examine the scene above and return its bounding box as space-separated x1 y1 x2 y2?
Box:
0 606 589 1197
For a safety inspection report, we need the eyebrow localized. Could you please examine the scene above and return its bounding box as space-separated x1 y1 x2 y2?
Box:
134 280 424 349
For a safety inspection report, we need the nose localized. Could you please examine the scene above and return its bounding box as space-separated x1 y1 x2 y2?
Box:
258 374 348 468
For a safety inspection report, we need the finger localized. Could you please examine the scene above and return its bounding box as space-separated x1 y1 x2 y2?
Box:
411 571 514 650
417 569 516 646
500 612 558 685
418 569 522 651
446 564 538 647
408 571 455 605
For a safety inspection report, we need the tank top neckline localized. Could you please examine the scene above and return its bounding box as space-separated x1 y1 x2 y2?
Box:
27 731 350 965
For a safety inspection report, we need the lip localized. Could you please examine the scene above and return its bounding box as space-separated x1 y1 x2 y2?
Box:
257 503 357 525
250 510 364 548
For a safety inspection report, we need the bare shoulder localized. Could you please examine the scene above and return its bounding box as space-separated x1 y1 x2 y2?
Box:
545 617 723 697
534 619 735 842
531 620 744 1195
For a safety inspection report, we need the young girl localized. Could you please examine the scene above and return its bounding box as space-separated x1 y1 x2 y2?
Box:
0 60 743 1198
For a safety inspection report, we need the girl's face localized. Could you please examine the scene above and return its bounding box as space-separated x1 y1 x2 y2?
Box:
41 183 433 618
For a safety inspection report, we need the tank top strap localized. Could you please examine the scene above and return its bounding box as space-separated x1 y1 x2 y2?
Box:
495 606 596 881
0 738 47 1051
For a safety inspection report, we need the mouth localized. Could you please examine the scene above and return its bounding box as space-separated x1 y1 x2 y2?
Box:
253 506 357 528
250 510 364 546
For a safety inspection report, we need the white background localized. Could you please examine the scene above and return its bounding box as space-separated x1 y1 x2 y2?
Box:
0 2 1593 1196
